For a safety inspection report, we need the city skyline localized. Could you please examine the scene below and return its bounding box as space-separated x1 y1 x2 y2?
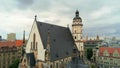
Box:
0 0 120 39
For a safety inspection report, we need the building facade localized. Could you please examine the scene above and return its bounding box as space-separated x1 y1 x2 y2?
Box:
19 15 79 68
0 40 23 68
97 47 120 68
83 36 103 61
72 10 84 59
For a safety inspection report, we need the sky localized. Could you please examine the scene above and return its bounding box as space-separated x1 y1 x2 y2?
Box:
0 0 120 39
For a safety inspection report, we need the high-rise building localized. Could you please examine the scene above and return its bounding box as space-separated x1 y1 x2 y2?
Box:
7 33 16 41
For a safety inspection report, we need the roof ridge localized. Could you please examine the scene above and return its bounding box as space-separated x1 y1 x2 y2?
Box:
36 21 67 28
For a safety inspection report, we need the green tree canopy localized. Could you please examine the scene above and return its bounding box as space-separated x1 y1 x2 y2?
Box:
87 48 93 60
9 59 19 68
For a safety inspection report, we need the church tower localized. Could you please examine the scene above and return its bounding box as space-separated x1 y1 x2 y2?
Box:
72 10 84 59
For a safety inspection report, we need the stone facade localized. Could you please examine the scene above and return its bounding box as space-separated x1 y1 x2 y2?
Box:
72 10 84 59
83 36 103 61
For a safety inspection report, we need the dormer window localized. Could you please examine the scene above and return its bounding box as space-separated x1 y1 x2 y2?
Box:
110 53 112 56
55 53 59 58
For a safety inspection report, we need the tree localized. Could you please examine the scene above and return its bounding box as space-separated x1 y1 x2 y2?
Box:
91 64 96 68
86 48 93 60
9 59 19 68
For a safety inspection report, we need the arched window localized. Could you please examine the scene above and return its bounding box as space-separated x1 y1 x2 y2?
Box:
31 42 32 50
33 33 36 49
36 42 38 50
75 30 76 33
50 65 52 68
75 36 76 39
56 63 58 68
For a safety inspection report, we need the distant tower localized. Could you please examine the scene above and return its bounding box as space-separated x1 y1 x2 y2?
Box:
86 34 88 41
22 30 25 56
96 35 99 40
72 10 84 59
23 30 25 46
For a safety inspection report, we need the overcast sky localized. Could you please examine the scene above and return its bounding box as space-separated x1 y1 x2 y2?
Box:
0 0 120 39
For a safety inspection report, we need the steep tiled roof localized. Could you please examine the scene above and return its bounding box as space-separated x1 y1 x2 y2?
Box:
99 47 120 56
107 47 115 54
16 40 23 47
117 48 120 54
0 41 15 48
36 21 76 61
99 47 105 53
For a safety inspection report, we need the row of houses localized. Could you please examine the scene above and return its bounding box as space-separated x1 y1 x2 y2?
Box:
0 40 23 68
96 47 120 68
83 36 120 68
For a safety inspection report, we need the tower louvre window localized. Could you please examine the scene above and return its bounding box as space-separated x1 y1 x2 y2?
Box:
75 36 76 39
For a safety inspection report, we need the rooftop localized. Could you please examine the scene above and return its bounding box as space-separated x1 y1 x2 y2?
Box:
0 40 23 48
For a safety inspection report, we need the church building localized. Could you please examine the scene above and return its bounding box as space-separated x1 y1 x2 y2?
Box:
19 11 80 68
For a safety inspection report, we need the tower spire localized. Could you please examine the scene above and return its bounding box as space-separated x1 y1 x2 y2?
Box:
23 30 25 45
75 10 79 17
34 15 37 21
73 10 82 22
21 30 26 61
96 35 99 40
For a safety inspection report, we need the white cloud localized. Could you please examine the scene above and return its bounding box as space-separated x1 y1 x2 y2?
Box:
0 9 35 39
90 6 114 19
0 0 120 39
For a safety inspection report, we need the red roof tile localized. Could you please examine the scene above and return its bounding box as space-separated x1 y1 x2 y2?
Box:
99 47 120 56
15 40 23 47
0 40 23 48
0 41 15 48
